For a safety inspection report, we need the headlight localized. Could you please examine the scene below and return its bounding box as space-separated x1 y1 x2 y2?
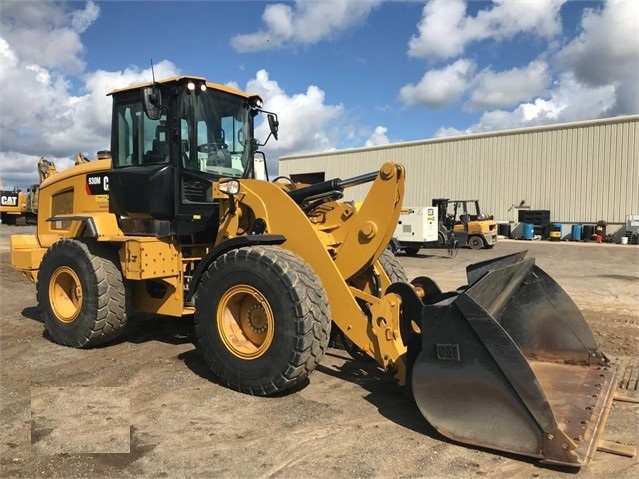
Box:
250 96 263 109
218 180 240 196
187 82 206 93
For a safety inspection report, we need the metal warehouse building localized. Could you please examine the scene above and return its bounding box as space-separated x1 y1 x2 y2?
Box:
279 115 638 235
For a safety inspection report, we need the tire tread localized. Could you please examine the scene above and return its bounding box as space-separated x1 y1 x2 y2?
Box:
194 245 331 396
37 239 127 348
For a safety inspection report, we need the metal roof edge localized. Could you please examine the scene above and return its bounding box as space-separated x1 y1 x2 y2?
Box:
278 114 639 162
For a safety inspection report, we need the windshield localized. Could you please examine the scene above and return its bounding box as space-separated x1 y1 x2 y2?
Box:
179 88 252 179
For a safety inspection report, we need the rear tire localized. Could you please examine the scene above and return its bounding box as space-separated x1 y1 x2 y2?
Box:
404 247 420 256
468 236 484 250
37 239 127 348
194 246 331 396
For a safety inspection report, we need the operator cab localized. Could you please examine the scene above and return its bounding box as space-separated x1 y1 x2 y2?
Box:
107 76 278 237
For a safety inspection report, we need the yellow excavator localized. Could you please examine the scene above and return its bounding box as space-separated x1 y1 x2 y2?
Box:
0 159 52 225
1 180 33 225
0 155 82 225
10 76 630 468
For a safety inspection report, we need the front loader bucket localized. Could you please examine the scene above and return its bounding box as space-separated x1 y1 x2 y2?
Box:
411 252 616 467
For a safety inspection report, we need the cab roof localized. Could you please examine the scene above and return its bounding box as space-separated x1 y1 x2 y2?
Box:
107 76 257 99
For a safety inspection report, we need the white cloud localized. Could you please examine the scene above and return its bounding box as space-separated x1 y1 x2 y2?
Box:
0 1 342 185
0 34 179 152
71 1 100 33
435 73 617 136
467 60 550 111
3 0 632 189
246 70 343 173
557 0 639 115
0 1 182 188
364 126 390 147
40 61 180 154
0 152 78 188
0 1 67 29
407 0 469 60
433 126 464 138
0 1 100 73
399 59 475 108
231 0 382 52
429 0 638 136
409 0 566 60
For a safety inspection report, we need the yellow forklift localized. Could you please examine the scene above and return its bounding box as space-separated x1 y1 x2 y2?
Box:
433 198 497 249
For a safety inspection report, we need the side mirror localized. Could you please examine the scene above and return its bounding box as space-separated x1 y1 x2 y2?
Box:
142 87 162 120
267 114 279 141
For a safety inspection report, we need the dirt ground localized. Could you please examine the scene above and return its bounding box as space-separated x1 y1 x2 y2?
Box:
1 224 638 479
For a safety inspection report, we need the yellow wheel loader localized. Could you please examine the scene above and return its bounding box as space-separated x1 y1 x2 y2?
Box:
10 76 628 468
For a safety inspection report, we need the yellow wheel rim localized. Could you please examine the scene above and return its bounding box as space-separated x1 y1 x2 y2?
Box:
217 285 274 360
49 266 83 323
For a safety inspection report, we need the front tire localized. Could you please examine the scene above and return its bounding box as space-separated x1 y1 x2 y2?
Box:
194 246 331 396
37 239 127 348
468 236 484 250
378 248 408 284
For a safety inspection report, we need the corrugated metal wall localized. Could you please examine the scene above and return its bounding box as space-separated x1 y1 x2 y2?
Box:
279 115 639 224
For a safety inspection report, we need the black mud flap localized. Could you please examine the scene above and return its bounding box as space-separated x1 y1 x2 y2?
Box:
410 252 617 467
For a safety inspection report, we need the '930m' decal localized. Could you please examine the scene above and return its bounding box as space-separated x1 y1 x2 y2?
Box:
85 173 109 195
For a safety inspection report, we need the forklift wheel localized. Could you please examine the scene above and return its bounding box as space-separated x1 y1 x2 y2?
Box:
468 236 484 250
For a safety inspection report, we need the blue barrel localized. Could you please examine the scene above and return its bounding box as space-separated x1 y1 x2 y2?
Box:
571 224 582 241
523 223 534 240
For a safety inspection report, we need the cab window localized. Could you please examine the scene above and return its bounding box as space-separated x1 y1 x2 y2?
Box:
113 102 168 167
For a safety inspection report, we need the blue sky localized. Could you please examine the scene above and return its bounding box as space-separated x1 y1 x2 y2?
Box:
1 0 637 188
